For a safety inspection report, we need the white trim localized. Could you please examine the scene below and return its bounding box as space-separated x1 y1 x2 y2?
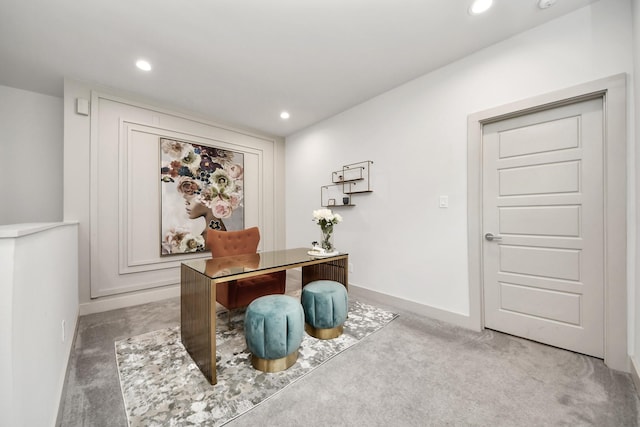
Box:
349 284 476 330
467 74 628 372
0 221 78 238
630 355 640 396
117 121 266 274
88 90 284 300
79 285 180 316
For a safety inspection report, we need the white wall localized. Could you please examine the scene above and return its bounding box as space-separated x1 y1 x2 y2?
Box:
0 234 15 425
0 85 63 225
632 0 640 377
64 80 286 314
0 223 78 427
285 0 635 328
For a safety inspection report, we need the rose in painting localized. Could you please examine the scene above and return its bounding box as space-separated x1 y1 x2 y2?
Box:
176 176 200 197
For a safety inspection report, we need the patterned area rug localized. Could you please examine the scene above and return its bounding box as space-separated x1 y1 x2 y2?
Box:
115 300 398 426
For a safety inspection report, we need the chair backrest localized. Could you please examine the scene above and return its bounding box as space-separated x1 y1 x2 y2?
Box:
207 227 260 257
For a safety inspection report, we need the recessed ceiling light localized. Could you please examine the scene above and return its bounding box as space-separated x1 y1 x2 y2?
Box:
280 111 290 119
136 59 152 71
469 0 493 15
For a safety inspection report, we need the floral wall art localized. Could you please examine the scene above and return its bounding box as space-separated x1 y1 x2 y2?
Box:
160 138 244 255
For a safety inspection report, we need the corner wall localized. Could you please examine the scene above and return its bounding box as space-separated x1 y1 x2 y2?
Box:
631 0 640 386
285 0 635 331
0 85 63 225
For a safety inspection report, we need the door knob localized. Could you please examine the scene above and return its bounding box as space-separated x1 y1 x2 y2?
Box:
484 233 502 241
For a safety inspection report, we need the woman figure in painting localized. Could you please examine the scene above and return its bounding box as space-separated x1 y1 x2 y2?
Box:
183 185 227 234
161 139 244 254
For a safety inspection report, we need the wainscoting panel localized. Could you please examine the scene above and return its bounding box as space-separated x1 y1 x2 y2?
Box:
90 93 283 298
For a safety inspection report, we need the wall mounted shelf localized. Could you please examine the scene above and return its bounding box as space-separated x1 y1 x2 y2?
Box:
321 161 373 207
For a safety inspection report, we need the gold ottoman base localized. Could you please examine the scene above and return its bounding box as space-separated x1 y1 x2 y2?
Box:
305 323 344 340
251 350 299 373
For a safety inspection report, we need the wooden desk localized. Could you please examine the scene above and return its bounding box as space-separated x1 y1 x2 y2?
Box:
180 248 349 384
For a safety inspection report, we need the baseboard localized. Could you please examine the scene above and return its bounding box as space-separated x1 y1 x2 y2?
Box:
79 273 473 330
348 284 477 330
55 309 80 427
283 268 475 330
78 285 180 315
630 355 640 396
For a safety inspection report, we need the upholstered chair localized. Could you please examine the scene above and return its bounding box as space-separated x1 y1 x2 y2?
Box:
206 227 286 317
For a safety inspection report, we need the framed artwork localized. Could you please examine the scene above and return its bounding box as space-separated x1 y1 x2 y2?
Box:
159 138 244 255
328 198 336 206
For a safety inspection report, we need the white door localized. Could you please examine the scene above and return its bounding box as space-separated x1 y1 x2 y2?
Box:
482 97 604 358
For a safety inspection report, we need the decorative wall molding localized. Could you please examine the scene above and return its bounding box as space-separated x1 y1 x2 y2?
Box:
118 121 267 274
89 91 283 298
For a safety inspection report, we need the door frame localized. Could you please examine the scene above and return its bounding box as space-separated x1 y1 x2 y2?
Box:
467 74 628 372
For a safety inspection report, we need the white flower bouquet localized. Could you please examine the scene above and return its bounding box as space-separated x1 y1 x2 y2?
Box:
312 209 342 252
313 208 342 228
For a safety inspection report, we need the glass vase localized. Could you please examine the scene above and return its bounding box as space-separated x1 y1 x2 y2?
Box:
320 225 334 253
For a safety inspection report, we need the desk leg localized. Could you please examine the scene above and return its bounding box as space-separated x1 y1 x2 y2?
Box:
301 256 349 289
181 264 217 385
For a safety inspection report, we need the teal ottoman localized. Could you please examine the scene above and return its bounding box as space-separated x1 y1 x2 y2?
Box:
302 280 348 339
244 295 304 373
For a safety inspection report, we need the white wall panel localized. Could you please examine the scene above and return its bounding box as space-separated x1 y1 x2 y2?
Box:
498 116 579 158
499 161 581 196
499 205 581 237
499 245 581 281
126 129 161 268
121 124 264 274
500 282 581 325
86 94 283 299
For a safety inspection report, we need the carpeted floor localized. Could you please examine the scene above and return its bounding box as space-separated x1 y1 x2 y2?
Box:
115 300 397 426
58 283 640 426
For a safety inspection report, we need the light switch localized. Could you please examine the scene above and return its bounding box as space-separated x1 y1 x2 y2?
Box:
439 195 449 208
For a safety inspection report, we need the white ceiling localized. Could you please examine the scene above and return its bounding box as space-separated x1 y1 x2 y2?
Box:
0 0 597 137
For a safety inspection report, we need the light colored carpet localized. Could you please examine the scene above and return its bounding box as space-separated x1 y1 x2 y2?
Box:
58 288 640 427
115 300 397 426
